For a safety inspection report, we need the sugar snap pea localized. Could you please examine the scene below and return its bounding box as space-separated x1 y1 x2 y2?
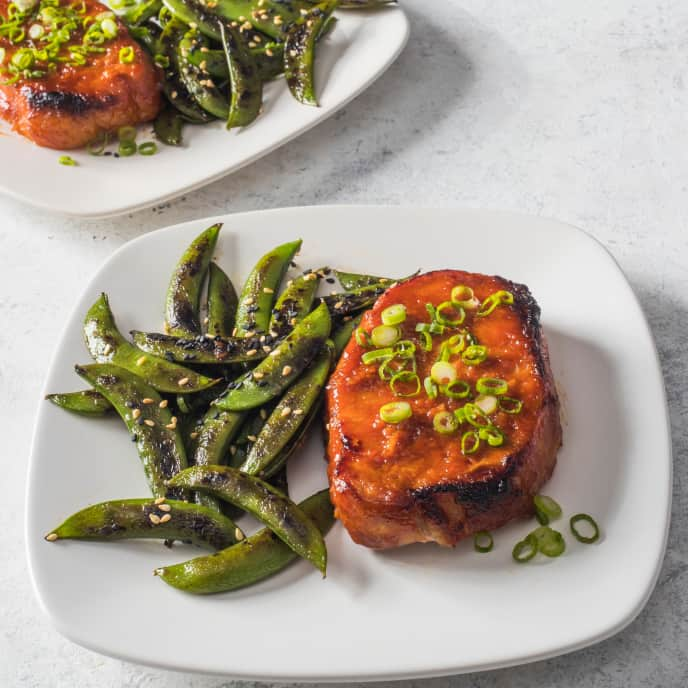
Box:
269 271 321 337
122 0 163 26
284 0 338 106
240 342 333 477
216 302 331 411
131 330 271 365
76 364 188 499
234 239 302 336
84 293 218 394
220 23 263 130
227 404 274 467
321 282 388 318
45 390 113 416
165 224 221 337
44 498 241 549
334 269 396 291
154 106 185 146
206 263 238 338
154 489 333 593
167 466 327 572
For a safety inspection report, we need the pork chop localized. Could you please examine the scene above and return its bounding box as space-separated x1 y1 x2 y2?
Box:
0 0 161 149
326 270 562 549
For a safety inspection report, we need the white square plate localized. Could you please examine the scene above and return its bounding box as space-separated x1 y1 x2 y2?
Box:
0 10 408 218
26 206 671 681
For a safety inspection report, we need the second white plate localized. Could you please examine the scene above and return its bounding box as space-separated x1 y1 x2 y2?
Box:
0 9 408 217
26 206 671 681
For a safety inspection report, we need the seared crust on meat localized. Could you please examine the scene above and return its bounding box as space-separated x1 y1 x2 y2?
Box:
0 0 161 149
326 270 562 549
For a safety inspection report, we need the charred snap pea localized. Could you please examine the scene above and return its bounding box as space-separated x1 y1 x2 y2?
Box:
322 282 388 317
76 364 188 499
154 106 185 146
228 404 275 467
84 293 218 394
241 343 333 478
167 466 327 573
154 489 333 594
220 23 263 130
165 224 221 337
216 302 331 411
284 0 339 106
334 269 397 291
45 498 242 549
269 271 321 336
131 331 271 365
206 262 239 338
235 239 302 336
123 0 163 26
46 390 113 416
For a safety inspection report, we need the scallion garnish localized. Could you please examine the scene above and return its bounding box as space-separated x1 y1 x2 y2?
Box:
433 411 458 435
371 324 400 348
118 45 135 64
473 531 493 553
476 377 508 396
138 141 158 156
442 379 470 399
569 514 600 544
58 155 77 166
477 290 514 317
379 401 412 424
461 344 487 366
361 348 393 365
381 304 406 326
118 126 137 143
430 360 456 385
423 376 438 399
87 133 109 156
530 526 566 557
533 495 562 526
390 371 420 397
435 300 465 327
462 403 491 428
378 355 415 381
461 430 480 454
474 394 498 415
512 534 538 563
478 425 504 447
118 140 136 157
355 327 370 347
418 330 432 351
498 396 523 414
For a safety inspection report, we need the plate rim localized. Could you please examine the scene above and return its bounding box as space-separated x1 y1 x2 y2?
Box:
0 11 409 219
25 205 673 681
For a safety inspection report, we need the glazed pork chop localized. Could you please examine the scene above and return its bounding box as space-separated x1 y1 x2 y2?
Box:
0 0 161 149
326 270 562 549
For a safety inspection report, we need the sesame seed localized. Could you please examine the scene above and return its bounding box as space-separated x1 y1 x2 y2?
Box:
259 335 266 342
132 408 141 419
263 345 272 353
200 46 209 53
103 343 113 355
189 21 198 29
290 318 297 326
305 272 318 281
159 503 171 512
246 349 258 357
245 330 255 337
286 279 293 287
290 49 298 57
263 287 274 294
149 514 161 525
254 35 262 42
154 497 166 504
165 420 177 429
203 316 209 324
190 432 199 439
142 398 155 405
300 7 308 14
265 48 273 57
232 327 238 336
249 41 256 47
45 533 58 541
159 513 172 523
136 355 147 366
270 348 281 357
269 330 278 338
238 14 245 20
178 377 190 386
293 409 304 416
235 528 244 541
281 407 292 418
282 365 292 376
247 434 257 442
144 419 155 427
171 90 178 99
159 400 168 409
274 15 282 24
253 371 264 379
231 20 238 26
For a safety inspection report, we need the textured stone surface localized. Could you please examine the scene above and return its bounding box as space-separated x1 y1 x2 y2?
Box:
1 0 687 686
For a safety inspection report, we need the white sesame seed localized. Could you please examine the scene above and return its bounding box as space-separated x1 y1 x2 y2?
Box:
289 49 298 57
159 513 172 524
103 343 113 355
132 408 141 419
334 301 344 309
293 409 304 416
263 287 274 294
149 513 161 525
305 272 318 281
270 348 281 357
144 419 155 427
246 349 258 357
154 497 166 504
235 528 244 541
203 316 209 325
269 330 278 338
232 327 238 336
247 434 257 442
142 398 155 405
265 47 273 57
136 355 147 366
46 533 58 541
190 432 199 439
263 345 272 353
159 400 168 409
249 41 256 47
281 407 292 418
282 365 292 377
159 503 172 512
178 377 190 386
253 371 264 379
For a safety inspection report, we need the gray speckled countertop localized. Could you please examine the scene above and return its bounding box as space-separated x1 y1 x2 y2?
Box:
2 1 687 686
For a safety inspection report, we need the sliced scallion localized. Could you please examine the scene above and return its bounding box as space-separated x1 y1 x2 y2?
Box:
531 526 566 557
569 514 600 544
424 376 438 399
473 531 493 553
512 534 538 563
477 290 514 317
379 355 415 381
478 425 504 447
118 45 135 63
379 401 412 424
461 344 487 366
435 301 465 327
418 330 432 351
390 371 421 397
58 155 77 166
138 142 158 156
430 360 457 385
462 403 491 428
87 133 109 156
461 430 480 454
118 140 136 157
361 347 393 365
433 411 458 435
499 396 523 414
533 495 562 526
381 304 407 326
394 340 416 356
355 327 370 347
475 394 498 415
118 125 137 142
442 379 470 399
371 324 400 348
476 377 508 396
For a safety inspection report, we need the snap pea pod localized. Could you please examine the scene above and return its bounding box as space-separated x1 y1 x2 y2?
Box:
268 271 321 337
227 404 274 467
331 314 361 357
167 466 327 573
44 498 241 549
235 239 302 336
75 364 188 499
334 269 396 291
206 262 238 338
220 23 263 129
165 224 221 337
284 0 339 106
216 302 331 411
240 342 332 477
84 293 219 394
122 0 163 25
130 331 271 365
45 390 113 416
154 489 332 593
321 282 388 318
154 105 184 146
190 407 245 511
177 35 230 119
